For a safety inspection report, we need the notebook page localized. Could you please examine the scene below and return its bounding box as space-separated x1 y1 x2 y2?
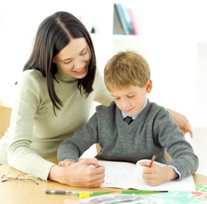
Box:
98 160 136 189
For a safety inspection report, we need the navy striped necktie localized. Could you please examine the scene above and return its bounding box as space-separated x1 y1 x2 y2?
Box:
124 116 133 124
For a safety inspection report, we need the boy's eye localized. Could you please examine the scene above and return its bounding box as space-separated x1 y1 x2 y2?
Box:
128 95 134 98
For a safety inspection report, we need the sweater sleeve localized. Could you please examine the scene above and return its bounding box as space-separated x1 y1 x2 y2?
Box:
57 113 99 162
7 71 54 180
153 107 199 178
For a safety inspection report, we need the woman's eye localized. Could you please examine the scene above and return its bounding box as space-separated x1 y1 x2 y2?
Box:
63 62 71 64
81 50 87 55
62 59 72 64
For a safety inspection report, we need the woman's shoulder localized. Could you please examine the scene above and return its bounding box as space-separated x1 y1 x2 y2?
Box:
22 69 43 79
93 68 103 82
20 69 45 84
16 70 46 92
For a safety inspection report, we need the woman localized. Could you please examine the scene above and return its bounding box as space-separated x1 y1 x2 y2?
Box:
0 11 192 187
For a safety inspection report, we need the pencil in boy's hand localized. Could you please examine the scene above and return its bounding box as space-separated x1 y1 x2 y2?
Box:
148 155 156 168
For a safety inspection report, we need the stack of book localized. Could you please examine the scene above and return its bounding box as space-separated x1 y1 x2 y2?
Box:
113 3 138 35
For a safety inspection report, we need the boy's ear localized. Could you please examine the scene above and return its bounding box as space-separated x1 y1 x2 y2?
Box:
146 79 152 93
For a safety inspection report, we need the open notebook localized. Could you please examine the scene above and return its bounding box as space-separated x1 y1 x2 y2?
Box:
98 160 196 191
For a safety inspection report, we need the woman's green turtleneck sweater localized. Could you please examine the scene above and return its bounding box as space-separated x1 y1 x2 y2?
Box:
0 68 112 180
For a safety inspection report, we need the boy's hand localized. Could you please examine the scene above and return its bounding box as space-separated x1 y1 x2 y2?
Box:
140 161 178 186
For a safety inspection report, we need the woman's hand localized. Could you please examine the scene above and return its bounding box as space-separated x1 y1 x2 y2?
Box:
140 161 178 186
167 108 193 138
49 158 105 187
58 159 76 167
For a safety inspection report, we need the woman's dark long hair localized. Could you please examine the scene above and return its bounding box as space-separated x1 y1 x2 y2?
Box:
23 11 96 111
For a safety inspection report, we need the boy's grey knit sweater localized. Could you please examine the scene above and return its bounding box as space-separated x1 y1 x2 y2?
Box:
58 101 198 179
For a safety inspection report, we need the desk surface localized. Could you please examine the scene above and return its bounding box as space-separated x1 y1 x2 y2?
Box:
1 165 207 204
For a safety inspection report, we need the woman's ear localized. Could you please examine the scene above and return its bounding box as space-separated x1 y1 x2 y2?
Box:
146 79 152 93
52 58 56 63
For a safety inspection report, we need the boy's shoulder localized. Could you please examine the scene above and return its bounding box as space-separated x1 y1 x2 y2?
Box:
145 101 168 113
96 101 116 112
147 101 170 116
150 101 166 110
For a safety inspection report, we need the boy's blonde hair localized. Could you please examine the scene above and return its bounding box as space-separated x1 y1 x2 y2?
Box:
104 51 150 91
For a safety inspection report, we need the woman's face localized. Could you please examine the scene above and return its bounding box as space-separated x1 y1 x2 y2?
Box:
53 38 91 79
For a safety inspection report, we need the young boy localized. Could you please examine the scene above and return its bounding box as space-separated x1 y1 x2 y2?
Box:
57 51 198 186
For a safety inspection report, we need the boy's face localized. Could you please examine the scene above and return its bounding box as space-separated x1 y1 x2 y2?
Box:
110 80 152 116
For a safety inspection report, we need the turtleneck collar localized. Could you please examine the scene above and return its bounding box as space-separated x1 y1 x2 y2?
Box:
55 68 78 83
